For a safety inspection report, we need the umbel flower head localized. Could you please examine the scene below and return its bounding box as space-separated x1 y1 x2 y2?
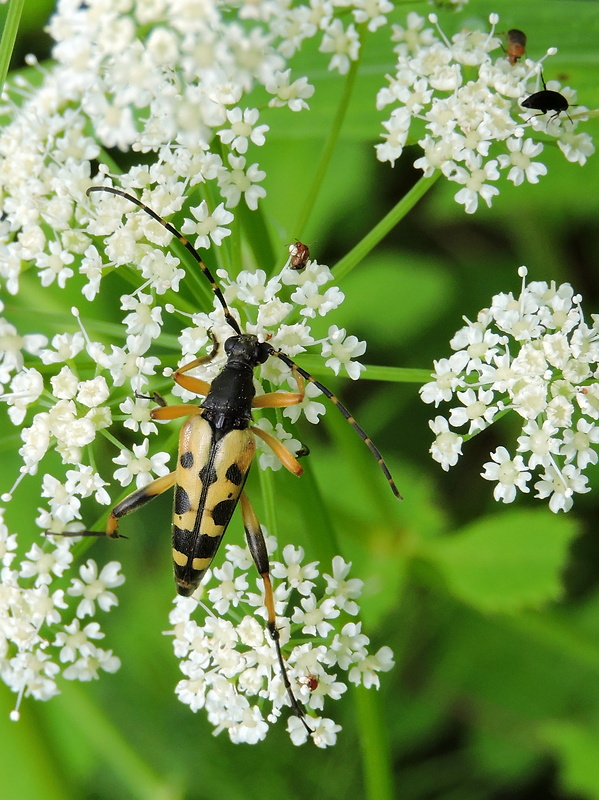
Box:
166 537 394 747
376 12 594 213
421 267 599 513
0 508 123 721
0 0 400 730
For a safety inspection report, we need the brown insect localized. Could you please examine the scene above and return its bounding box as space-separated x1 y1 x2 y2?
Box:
289 240 311 270
504 29 527 66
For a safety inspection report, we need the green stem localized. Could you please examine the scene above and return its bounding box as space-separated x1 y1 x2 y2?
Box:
334 171 441 281
354 686 394 800
295 356 431 384
258 465 278 539
0 0 24 97
293 26 366 237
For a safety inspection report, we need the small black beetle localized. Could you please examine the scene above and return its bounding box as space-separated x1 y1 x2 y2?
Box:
521 73 573 123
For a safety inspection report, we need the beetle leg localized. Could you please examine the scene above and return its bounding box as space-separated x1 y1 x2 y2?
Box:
172 333 219 396
239 491 312 735
151 404 202 421
250 426 303 476
56 471 177 539
172 373 212 396
252 366 305 408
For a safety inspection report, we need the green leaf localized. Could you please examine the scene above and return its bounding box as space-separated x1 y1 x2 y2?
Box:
539 720 599 800
427 509 580 613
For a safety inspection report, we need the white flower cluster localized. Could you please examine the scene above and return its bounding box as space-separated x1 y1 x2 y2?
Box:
0 0 385 722
0 0 401 299
376 12 594 212
421 267 599 513
166 538 394 747
0 508 123 719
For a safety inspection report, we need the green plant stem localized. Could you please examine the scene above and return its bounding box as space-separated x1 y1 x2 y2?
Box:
0 0 24 96
293 25 366 237
354 685 394 800
295 355 431 384
258 464 278 539
334 171 441 281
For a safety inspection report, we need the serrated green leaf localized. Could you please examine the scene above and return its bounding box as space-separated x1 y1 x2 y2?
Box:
427 510 580 613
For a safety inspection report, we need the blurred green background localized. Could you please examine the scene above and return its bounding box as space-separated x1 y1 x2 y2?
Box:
1 1 599 798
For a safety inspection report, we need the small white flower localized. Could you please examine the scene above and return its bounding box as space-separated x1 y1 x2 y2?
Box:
348 645 395 689
181 201 234 249
420 351 470 405
282 381 326 425
320 326 366 380
207 562 249 615
272 545 319 597
20 540 74 586
446 156 500 214
265 70 315 112
68 560 125 618
50 366 79 400
481 447 531 503
112 439 170 488
448 387 497 434
34 241 75 288
218 155 266 210
6 368 44 425
534 464 590 513
217 107 269 154
320 19 360 75
291 595 340 637
429 416 463 471
323 556 363 615
498 137 548 185
76 376 110 408
516 419 559 469
561 418 599 468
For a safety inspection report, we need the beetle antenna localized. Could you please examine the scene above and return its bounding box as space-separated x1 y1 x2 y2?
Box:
86 186 242 336
270 346 402 500
89 185 401 500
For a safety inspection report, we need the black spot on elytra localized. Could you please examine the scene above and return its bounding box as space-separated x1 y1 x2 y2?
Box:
180 451 194 469
199 464 217 486
212 499 237 528
172 525 192 547
195 533 222 559
225 463 244 485
174 486 192 515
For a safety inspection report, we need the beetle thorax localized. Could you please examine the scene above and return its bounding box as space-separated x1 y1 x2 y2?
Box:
199 334 270 432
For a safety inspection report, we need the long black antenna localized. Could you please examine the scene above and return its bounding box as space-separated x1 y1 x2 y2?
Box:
86 186 242 335
87 185 401 499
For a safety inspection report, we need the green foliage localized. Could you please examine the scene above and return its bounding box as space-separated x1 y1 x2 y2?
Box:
429 509 579 613
1 0 599 799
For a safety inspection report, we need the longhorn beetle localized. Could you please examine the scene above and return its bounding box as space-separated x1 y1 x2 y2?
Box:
82 184 401 732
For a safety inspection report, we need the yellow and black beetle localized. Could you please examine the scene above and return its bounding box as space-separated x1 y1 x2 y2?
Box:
80 185 401 730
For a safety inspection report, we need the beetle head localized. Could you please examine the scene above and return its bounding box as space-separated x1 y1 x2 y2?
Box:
224 334 271 366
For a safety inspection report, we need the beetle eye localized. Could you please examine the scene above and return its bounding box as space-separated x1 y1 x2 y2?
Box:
224 336 238 355
256 342 271 364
